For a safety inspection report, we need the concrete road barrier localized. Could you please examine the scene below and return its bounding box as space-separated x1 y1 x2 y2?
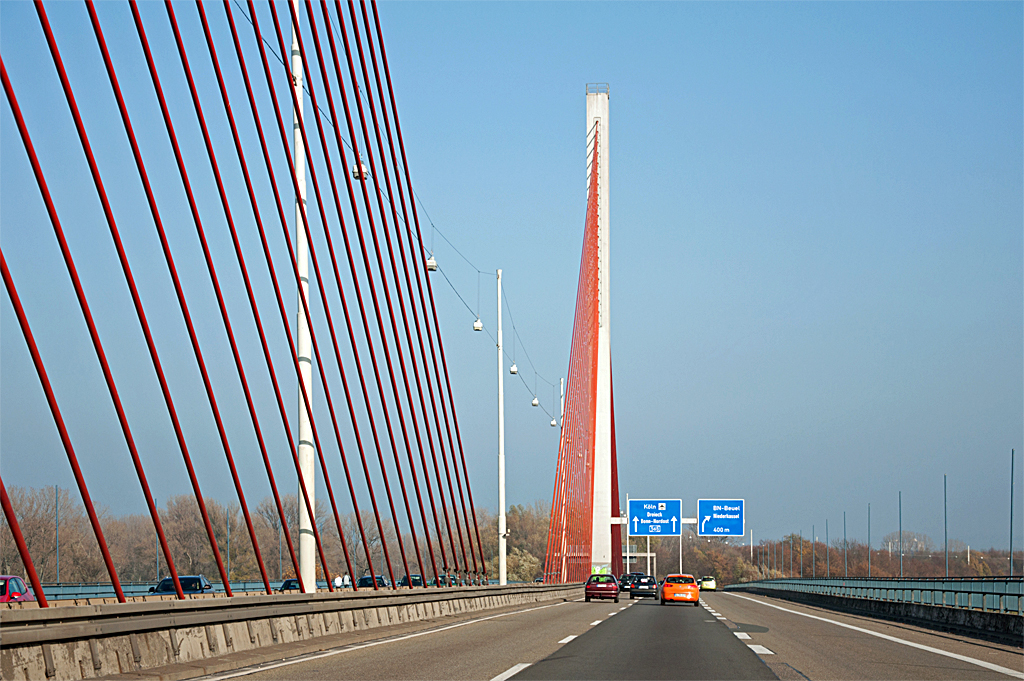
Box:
0 583 582 680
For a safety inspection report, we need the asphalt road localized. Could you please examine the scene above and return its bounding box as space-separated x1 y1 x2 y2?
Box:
514 597 775 680
201 590 1024 681
697 591 1024 681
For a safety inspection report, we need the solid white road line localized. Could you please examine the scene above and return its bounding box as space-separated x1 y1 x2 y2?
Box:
558 635 577 644
490 663 532 681
748 644 775 655
199 600 568 680
590 620 603 625
734 632 751 640
727 592 1024 679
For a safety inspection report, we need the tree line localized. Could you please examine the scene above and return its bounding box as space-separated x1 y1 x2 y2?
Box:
2 486 1012 586
0 486 553 585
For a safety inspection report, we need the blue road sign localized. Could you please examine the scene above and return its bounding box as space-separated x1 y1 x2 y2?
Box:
697 499 745 537
628 499 682 536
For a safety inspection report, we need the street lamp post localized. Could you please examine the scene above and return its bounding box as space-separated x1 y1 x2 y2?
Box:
497 269 507 585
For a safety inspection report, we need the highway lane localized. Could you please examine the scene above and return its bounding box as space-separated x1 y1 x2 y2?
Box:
513 597 776 680
218 596 628 680
699 591 1024 680
198 590 1023 680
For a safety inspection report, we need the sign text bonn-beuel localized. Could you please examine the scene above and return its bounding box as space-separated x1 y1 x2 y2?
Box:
627 499 682 536
696 499 745 537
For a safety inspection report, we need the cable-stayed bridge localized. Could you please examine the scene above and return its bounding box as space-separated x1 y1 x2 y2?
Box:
1 4 1019 681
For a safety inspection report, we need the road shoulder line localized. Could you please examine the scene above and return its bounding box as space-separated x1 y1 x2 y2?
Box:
727 592 1024 679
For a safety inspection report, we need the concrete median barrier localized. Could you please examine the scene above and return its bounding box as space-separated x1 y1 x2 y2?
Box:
1 583 582 680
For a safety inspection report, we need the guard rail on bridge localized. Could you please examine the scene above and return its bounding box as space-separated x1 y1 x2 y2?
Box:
724 576 1022 615
725 576 1023 646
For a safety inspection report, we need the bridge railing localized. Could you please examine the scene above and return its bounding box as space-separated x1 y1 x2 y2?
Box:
725 576 1023 615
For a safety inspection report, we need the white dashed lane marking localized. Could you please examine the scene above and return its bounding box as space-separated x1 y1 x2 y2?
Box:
748 644 775 655
558 635 577 644
590 620 602 626
490 663 532 681
734 632 751 640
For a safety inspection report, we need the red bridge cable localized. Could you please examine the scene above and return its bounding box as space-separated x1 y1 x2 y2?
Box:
368 0 487 578
84 0 269 596
127 0 320 592
364 0 483 580
218 0 378 588
272 0 422 587
0 253 119 603
251 0 404 588
192 0 364 588
1 51 184 600
546 124 601 581
308 0 449 583
145 0 338 591
163 0 355 592
43 0 234 595
307 1 452 585
328 0 462 578
298 0 438 586
351 0 478 578
0 477 48 607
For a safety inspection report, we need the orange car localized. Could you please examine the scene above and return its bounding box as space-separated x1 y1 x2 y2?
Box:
659 573 700 606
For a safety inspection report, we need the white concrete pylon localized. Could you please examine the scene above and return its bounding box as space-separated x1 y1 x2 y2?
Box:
587 84 612 575
292 0 316 594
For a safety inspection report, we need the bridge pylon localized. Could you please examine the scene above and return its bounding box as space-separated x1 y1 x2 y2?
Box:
544 84 622 583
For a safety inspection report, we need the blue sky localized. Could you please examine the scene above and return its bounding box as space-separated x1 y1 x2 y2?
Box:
2 1 1021 553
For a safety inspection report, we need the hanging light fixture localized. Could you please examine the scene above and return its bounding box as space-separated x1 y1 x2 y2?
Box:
509 362 518 375
531 396 539 407
473 317 483 332
426 252 437 271
550 418 557 427
352 153 369 180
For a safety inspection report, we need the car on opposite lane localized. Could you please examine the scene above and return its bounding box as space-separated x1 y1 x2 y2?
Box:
0 576 36 603
584 573 619 602
630 575 658 599
698 575 717 591
357 575 391 589
149 575 213 595
660 573 700 605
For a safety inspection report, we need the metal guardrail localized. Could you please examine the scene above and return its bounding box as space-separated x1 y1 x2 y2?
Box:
725 577 1023 615
36 579 519 600
37 581 319 600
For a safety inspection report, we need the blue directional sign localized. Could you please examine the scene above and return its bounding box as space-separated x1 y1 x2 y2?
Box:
628 499 682 536
697 499 745 537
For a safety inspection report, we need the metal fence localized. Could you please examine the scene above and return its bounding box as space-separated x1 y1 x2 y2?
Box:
725 577 1023 615
36 578 517 600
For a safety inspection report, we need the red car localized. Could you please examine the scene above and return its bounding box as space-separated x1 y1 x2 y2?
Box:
0 575 36 603
584 573 619 602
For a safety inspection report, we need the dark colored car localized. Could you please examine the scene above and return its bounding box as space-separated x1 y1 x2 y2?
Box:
585 573 619 602
630 575 658 599
357 575 390 589
0 575 36 603
277 578 302 593
398 574 423 587
431 574 457 587
618 573 639 592
149 575 213 595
